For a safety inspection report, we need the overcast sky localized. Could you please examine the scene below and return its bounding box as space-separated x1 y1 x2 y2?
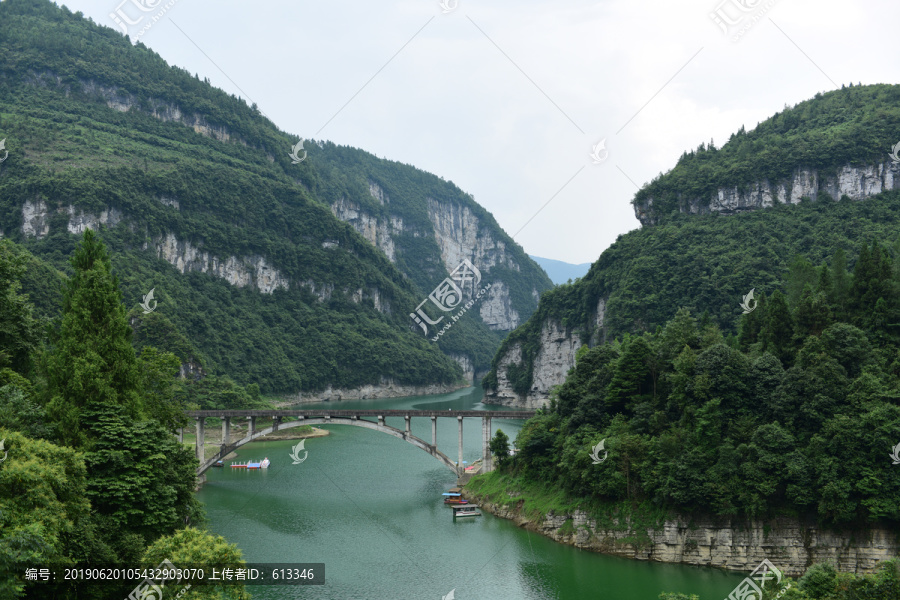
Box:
60 0 898 264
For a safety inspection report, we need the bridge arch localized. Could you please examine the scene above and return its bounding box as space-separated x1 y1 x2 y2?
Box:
196 417 460 476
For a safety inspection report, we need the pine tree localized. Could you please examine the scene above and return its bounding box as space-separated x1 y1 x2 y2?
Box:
761 291 794 366
45 229 144 447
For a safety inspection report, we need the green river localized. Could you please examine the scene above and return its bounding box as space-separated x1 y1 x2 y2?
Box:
195 386 744 599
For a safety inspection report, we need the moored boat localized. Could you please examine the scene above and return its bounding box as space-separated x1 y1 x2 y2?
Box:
451 504 481 518
260 457 270 469
442 487 468 504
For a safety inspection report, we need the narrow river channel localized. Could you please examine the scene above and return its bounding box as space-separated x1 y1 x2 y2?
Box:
195 386 744 599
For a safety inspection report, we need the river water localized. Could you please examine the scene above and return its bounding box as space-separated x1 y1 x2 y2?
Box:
196 386 743 599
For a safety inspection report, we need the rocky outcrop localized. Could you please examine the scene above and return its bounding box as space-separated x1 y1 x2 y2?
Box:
479 281 520 331
449 353 475 384
280 379 468 404
465 493 899 577
330 196 398 261
82 80 235 143
67 205 123 235
487 297 607 408
635 162 900 227
22 200 124 238
149 233 289 294
21 199 50 239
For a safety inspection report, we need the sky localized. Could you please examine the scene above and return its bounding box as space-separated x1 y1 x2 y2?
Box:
60 0 899 264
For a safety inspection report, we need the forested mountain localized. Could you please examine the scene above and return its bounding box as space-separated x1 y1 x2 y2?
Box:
0 0 551 395
484 84 900 406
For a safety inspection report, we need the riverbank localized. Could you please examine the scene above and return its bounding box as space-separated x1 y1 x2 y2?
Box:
182 421 330 461
276 379 470 405
461 472 900 577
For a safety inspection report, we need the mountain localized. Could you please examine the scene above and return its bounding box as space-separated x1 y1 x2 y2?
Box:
483 84 900 407
0 0 552 397
528 255 591 285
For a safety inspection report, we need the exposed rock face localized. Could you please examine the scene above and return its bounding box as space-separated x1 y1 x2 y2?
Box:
635 162 900 227
330 196 398 261
327 192 535 334
83 80 235 143
21 199 50 239
479 281 520 331
464 494 899 577
151 233 289 294
487 297 607 407
449 353 475 384
67 205 123 234
282 379 468 404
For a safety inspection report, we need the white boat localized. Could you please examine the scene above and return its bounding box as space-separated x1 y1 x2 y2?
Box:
260 457 270 469
451 504 481 518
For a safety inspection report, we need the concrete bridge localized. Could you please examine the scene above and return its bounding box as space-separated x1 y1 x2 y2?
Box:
184 409 535 477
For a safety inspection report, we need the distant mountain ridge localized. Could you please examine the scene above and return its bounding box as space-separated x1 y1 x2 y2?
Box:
528 255 592 285
0 0 552 395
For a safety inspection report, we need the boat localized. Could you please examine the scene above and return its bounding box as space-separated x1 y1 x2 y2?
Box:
230 462 247 469
247 461 262 469
451 504 481 518
260 457 270 469
213 460 224 468
442 487 468 505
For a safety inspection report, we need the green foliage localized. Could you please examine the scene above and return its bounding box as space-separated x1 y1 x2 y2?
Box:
44 230 144 447
141 528 249 600
489 428 510 467
0 240 39 375
507 243 900 524
0 0 552 393
633 84 900 223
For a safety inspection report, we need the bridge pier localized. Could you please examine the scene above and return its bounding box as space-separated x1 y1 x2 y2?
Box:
273 416 281 432
249 416 256 437
482 416 493 473
431 416 437 448
222 417 231 446
404 415 411 438
457 416 464 476
195 417 205 463
378 415 384 427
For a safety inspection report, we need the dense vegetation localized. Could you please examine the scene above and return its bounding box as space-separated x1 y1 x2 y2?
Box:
633 83 900 223
0 0 550 394
0 232 249 599
485 188 900 396
494 237 900 524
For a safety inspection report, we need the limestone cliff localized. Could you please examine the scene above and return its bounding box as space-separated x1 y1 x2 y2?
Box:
634 162 900 227
463 491 899 577
486 298 606 408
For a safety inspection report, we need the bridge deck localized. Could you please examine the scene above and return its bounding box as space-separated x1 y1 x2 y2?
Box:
186 409 537 419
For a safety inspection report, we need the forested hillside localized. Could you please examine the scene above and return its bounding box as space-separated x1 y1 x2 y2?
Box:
633 83 900 225
0 0 550 394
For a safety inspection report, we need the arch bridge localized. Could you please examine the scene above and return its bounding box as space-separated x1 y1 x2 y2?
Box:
184 409 536 477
